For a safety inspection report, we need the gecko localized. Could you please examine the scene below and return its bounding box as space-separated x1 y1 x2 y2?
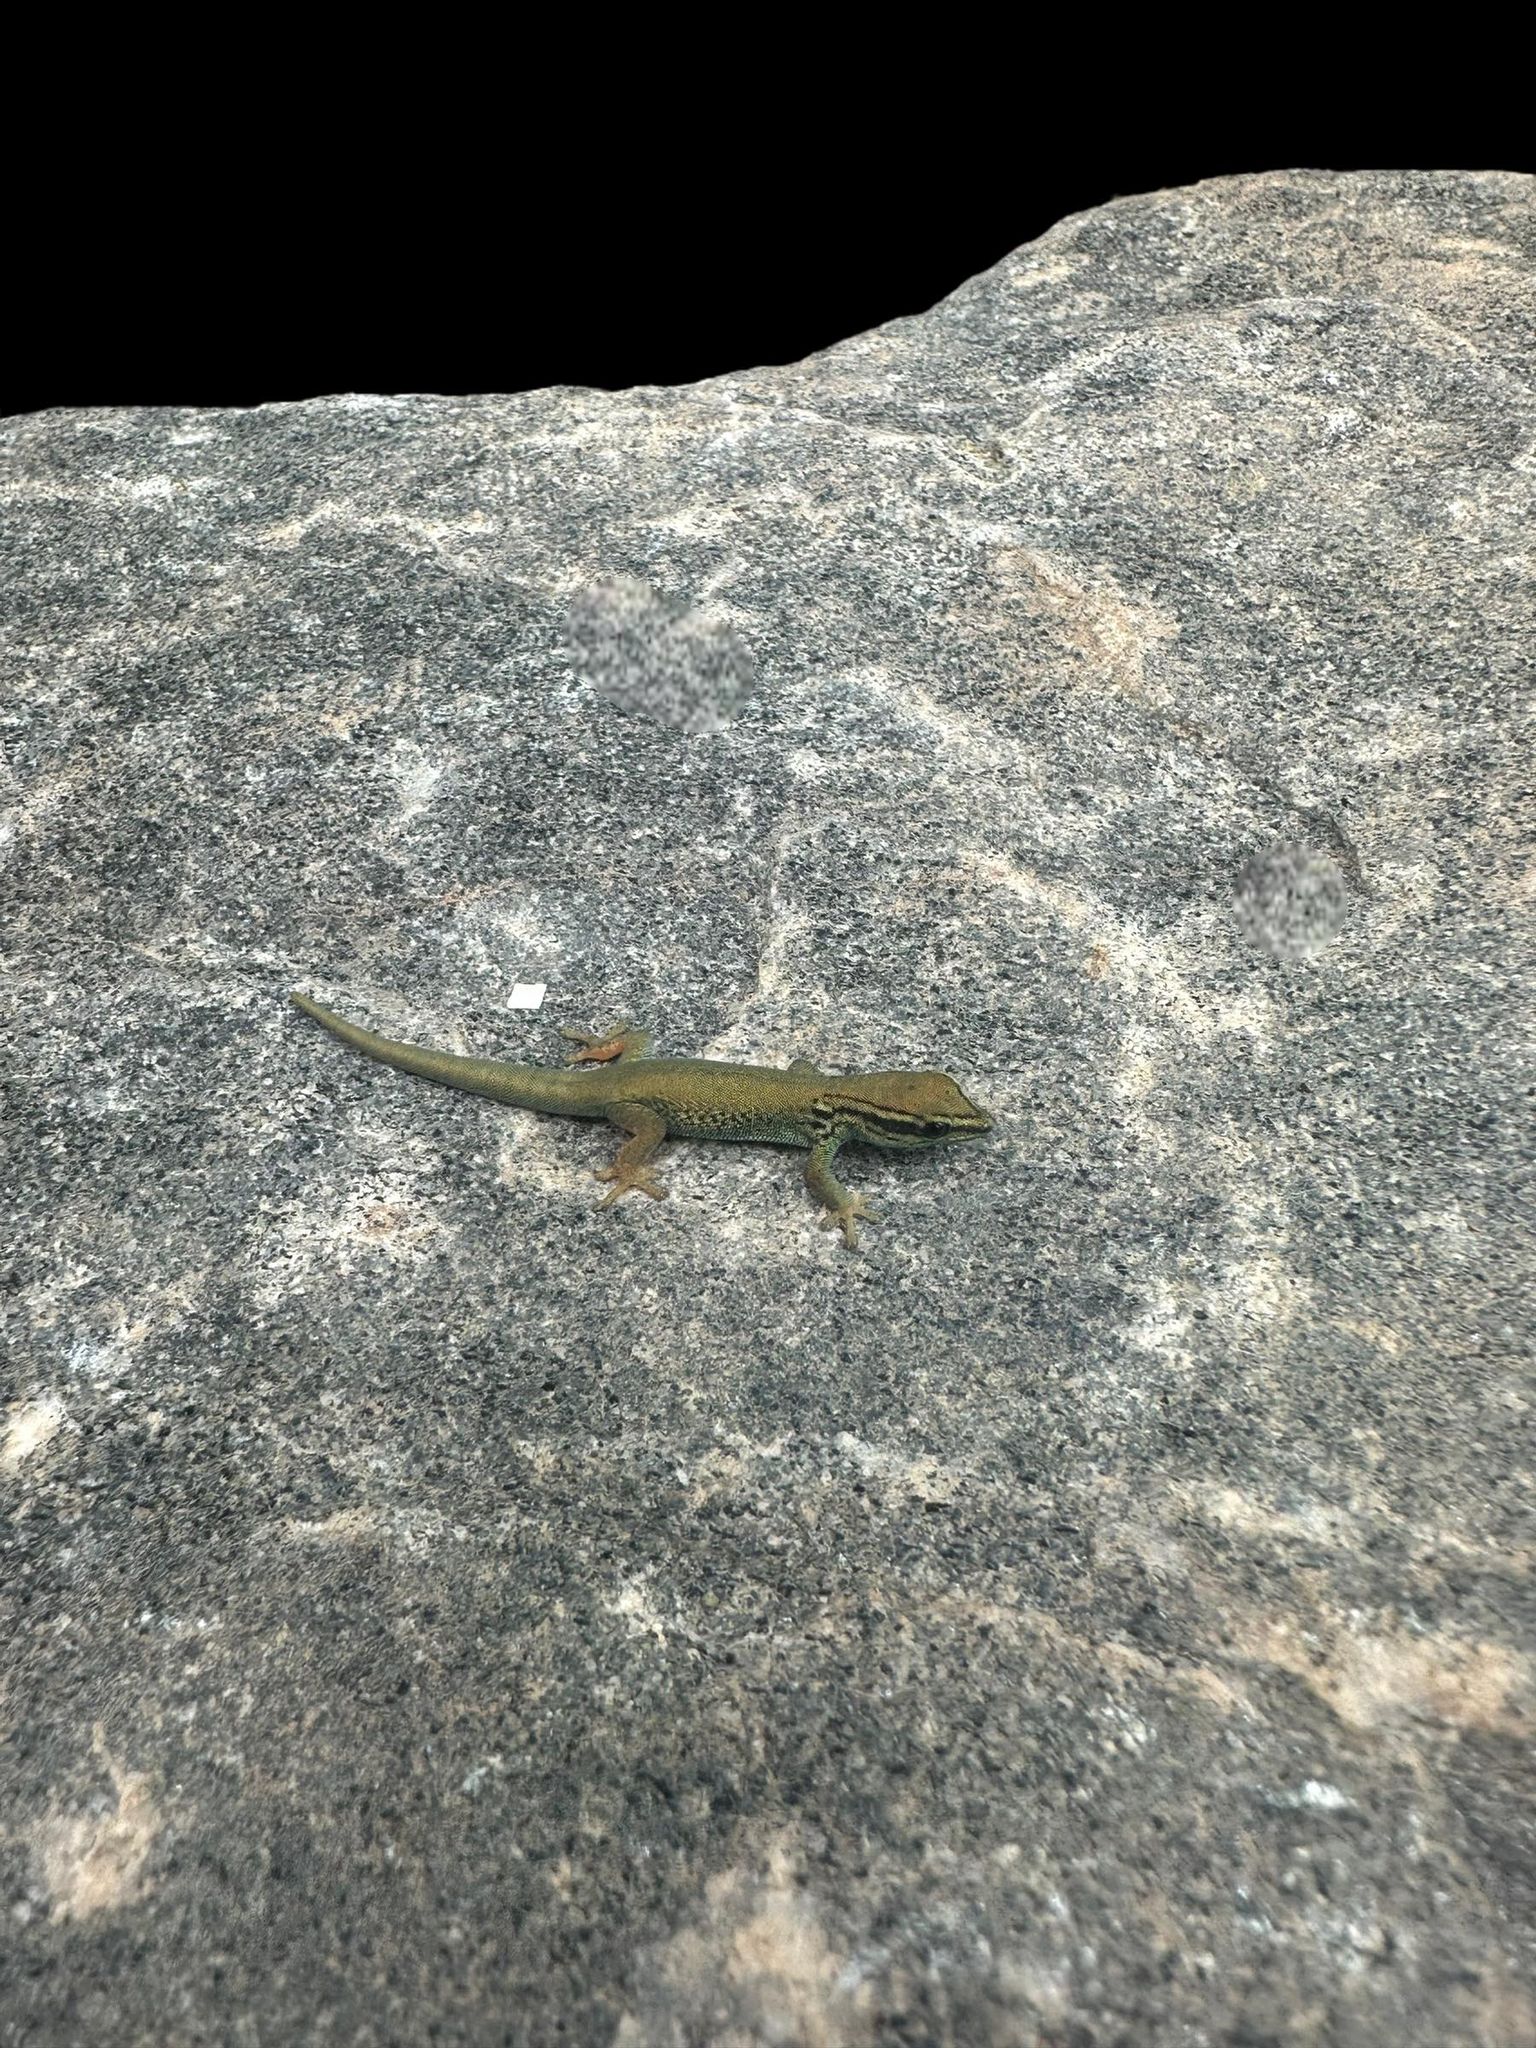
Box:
290 991 992 1247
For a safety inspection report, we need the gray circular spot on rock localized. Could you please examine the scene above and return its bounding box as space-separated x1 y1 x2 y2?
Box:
1233 844 1348 960
567 575 756 735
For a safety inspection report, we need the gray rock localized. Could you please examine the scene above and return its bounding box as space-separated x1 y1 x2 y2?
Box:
3 168 1533 2047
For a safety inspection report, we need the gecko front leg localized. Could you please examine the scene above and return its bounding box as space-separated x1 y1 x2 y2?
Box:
594 1103 669 1208
804 1135 875 1249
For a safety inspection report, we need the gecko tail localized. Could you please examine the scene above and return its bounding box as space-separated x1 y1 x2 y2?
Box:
290 989 431 1068
288 989 595 1116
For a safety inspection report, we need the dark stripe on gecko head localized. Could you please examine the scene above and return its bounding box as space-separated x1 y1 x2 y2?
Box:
834 1104 979 1143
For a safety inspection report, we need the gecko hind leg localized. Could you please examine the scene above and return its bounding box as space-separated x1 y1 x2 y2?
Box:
594 1105 669 1208
561 1021 654 1065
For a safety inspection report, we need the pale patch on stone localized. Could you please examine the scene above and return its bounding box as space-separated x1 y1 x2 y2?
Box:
927 1584 1253 1719
1 1394 67 1474
381 738 449 834
1241 1615 1531 1735
31 1729 159 1922
970 851 1276 1048
1300 1778 1351 1809
1000 546 1182 709
851 663 1007 756
249 1161 442 1308
684 1434 792 1511
1402 1202 1475 1259
63 1315 152 1383
610 1576 670 1646
277 1507 379 1545
1183 1481 1372 1550
494 1131 590 1196
993 1952 1075 2026
1217 1249 1312 1332
256 502 492 564
1124 1284 1195 1370
1110 1019 1160 1106
1334 1314 1404 1358
833 1431 958 1505
617 1836 873 2048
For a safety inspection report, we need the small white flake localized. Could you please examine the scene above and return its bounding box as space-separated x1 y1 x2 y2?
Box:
1301 1779 1350 1810
508 983 546 1010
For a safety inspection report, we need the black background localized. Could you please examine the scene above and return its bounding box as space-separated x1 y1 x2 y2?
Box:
7 80 1532 417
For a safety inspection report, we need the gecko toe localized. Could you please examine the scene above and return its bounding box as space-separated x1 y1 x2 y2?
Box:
594 1165 668 1206
820 1194 875 1249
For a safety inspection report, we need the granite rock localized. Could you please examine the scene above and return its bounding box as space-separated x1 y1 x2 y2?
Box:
2 168 1534 2046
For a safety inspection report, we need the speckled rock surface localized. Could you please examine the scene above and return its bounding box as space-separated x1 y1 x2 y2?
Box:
3 169 1533 2047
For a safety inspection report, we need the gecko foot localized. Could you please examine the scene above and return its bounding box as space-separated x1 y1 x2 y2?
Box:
820 1193 876 1249
594 1162 668 1208
561 1022 653 1065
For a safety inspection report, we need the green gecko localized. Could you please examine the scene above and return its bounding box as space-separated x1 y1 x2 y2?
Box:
290 991 992 1247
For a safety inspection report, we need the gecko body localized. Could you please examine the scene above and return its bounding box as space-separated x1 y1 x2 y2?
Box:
290 992 991 1246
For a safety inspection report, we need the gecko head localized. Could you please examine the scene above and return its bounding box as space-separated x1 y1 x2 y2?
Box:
842 1070 994 1149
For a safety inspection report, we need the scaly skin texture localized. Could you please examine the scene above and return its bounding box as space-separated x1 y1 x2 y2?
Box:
290 992 992 1247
